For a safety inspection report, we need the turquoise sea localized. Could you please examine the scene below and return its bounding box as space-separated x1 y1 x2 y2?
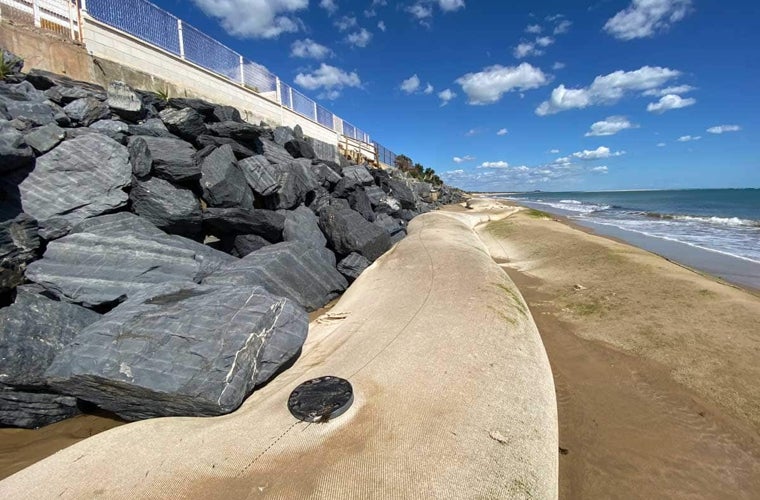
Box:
501 189 760 263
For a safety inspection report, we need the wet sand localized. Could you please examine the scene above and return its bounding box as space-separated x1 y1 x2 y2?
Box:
478 207 760 498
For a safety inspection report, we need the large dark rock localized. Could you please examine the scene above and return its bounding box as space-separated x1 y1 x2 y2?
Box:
231 234 271 257
374 213 406 237
273 126 294 146
281 205 326 248
200 144 254 209
23 123 65 154
25 213 235 307
311 162 342 188
349 188 375 222
63 97 110 126
238 155 279 197
342 165 375 186
0 388 80 429
168 97 215 118
128 118 173 138
264 159 320 210
337 252 370 282
284 139 315 159
256 137 293 165
18 134 131 232
204 241 347 311
106 81 144 121
24 69 105 96
212 105 241 123
3 99 57 126
44 85 91 106
159 107 206 142
45 283 308 420
413 181 434 203
318 206 391 261
202 207 284 242
0 123 34 172
128 136 199 182
1 48 23 74
387 178 416 209
0 81 45 102
207 121 263 145
130 177 201 238
0 214 40 293
197 134 255 159
89 119 129 143
0 289 100 389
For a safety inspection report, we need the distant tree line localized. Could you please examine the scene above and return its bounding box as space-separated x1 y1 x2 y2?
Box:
394 154 443 186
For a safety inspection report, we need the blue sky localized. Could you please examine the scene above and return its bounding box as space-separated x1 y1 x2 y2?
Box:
148 0 758 192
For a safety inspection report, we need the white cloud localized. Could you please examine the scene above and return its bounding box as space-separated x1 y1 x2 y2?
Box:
677 135 701 142
604 0 692 41
707 124 741 134
554 19 572 34
514 42 541 58
445 169 465 175
642 84 695 97
407 4 433 20
191 0 307 38
294 63 361 98
496 128 508 136
526 24 542 34
400 74 421 93
438 0 465 11
456 63 548 105
571 146 625 160
552 62 566 70
535 36 554 47
465 128 479 137
550 148 560 154
657 142 666 147
378 20 386 31
290 39 332 59
346 28 372 47
585 116 637 136
453 155 475 163
424 83 435 94
438 88 456 106
646 94 696 113
591 166 608 173
407 0 465 23
335 15 357 31
479 161 509 169
536 66 681 115
319 0 337 15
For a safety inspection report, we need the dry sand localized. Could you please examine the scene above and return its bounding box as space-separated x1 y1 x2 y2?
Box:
473 204 760 498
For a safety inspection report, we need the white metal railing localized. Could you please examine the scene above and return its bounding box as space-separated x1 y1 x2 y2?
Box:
0 0 79 39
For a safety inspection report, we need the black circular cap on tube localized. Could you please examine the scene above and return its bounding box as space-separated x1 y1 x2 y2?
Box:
288 376 353 423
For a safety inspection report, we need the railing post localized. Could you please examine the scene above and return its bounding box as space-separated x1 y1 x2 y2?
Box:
275 77 282 104
80 0 87 11
239 55 244 85
288 86 293 110
68 0 76 40
32 0 41 27
177 19 185 59
313 101 318 122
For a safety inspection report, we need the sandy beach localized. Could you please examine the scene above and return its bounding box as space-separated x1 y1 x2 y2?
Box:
2 200 760 499
473 202 760 498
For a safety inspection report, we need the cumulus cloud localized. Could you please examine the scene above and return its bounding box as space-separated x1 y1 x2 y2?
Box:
290 39 332 59
438 0 465 11
525 24 542 34
550 149 560 154
453 155 475 163
191 0 307 38
424 83 435 94
465 128 479 137
535 36 554 47
479 161 509 169
585 116 637 136
347 28 372 47
407 0 465 23
496 128 508 136
456 63 548 105
334 15 357 31
604 0 692 41
657 142 666 147
646 94 696 113
707 124 741 134
378 20 386 31
567 146 625 161
591 166 608 173
514 42 541 58
407 4 433 20
536 66 681 115
294 63 361 99
438 88 457 106
677 135 700 142
642 84 695 97
554 19 572 34
400 74 421 93
319 0 337 15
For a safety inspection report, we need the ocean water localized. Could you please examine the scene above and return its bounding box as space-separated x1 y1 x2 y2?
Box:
501 189 760 264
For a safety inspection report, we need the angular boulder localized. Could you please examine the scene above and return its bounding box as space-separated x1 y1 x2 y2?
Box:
18 134 131 229
159 107 206 141
0 124 34 172
128 118 173 138
1 48 23 74
281 205 326 248
23 123 65 154
128 136 199 182
342 165 375 186
25 213 235 307
4 100 57 127
204 241 347 311
212 105 241 123
200 144 254 209
337 252 371 282
202 207 284 242
168 97 215 118
45 283 308 420
256 137 293 165
318 206 391 261
374 213 407 237
238 155 280 197
284 139 315 159
387 178 416 209
349 188 375 222
231 234 271 257
197 134 255 159
63 97 110 126
130 176 201 237
0 213 40 293
264 159 320 210
311 162 342 188
0 388 80 429
107 81 144 121
273 126 294 146
207 121 262 145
